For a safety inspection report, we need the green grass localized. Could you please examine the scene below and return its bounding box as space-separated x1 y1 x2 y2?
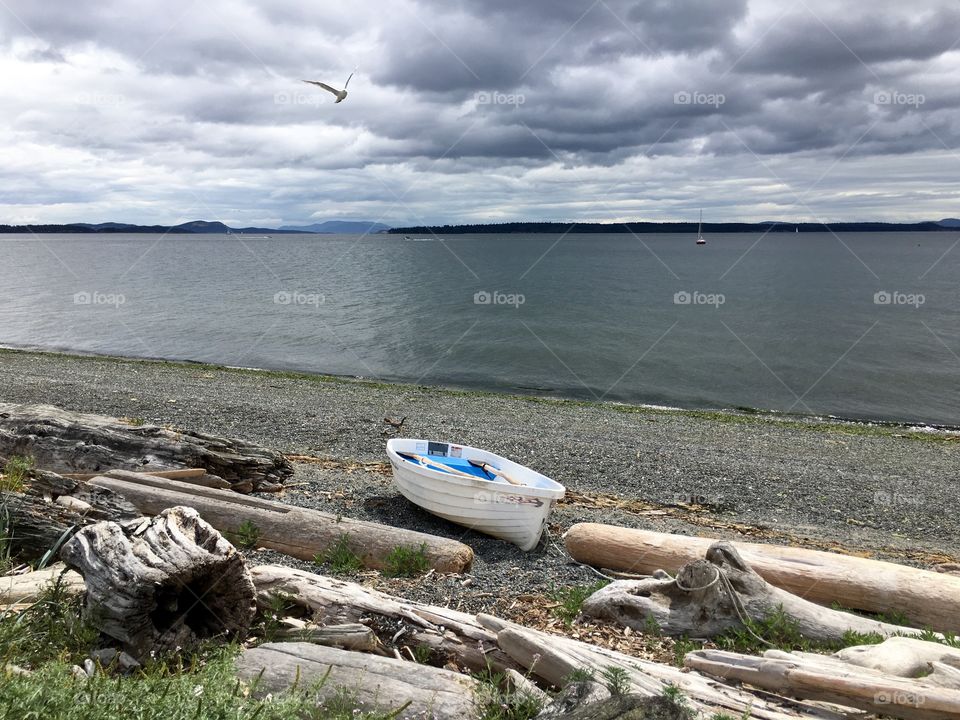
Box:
672 636 700 667
382 543 429 578
224 520 261 549
0 578 400 719
474 669 544 720
716 605 960 655
253 591 298 644
599 666 631 696
0 574 99 667
314 535 363 574
548 581 609 627
0 647 402 719
1 454 33 492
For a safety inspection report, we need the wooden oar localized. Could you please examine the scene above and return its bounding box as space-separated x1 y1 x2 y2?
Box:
396 452 477 480
467 459 522 486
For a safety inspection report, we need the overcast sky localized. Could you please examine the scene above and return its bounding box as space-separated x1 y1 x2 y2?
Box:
1 0 958 227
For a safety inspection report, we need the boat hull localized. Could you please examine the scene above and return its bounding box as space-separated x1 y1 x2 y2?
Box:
386 439 565 552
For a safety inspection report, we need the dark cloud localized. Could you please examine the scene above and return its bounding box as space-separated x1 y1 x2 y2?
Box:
0 0 958 225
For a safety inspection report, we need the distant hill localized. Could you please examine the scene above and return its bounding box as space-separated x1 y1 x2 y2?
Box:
0 220 307 234
938 218 960 227
279 220 392 234
390 220 953 234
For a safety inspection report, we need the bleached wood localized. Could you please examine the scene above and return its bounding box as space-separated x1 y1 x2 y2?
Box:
89 471 473 573
686 648 960 720
236 642 479 719
0 564 85 603
251 566 845 720
580 542 932 642
835 637 960 682
565 523 960 633
60 506 256 660
0 402 291 491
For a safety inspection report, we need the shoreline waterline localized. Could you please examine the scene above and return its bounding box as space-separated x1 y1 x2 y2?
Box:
2 343 957 435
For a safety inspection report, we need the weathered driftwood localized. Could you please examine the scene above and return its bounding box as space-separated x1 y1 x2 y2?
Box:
60 506 256 661
479 616 848 719
565 523 960 634
836 637 960 687
0 563 85 603
271 623 378 652
236 642 479 720
249 565 518 676
250 566 843 719
1 464 140 559
536 684 692 720
580 542 932 643
0 402 291 491
88 472 473 573
686 648 960 720
62 468 204 481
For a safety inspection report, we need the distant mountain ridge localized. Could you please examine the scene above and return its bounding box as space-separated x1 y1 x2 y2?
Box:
279 220 392 234
391 220 960 234
0 219 392 234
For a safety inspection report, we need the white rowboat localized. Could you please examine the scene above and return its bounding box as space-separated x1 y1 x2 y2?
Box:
386 438 565 551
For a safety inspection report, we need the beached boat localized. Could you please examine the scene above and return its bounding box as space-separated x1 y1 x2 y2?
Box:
386 438 565 551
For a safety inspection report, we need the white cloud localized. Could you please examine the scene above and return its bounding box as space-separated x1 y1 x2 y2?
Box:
0 0 959 226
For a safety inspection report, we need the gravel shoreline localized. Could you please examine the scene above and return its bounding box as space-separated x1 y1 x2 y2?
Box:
1 347 957 619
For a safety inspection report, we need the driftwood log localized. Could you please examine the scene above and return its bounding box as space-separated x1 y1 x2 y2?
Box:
249 565 521 676
237 642 480 720
580 542 934 643
686 648 960 720
1 463 141 559
0 402 291 492
88 471 474 573
0 563 84 605
249 565 845 719
60 506 256 660
836 637 960 685
271 622 379 652
565 523 960 634
536 686 692 720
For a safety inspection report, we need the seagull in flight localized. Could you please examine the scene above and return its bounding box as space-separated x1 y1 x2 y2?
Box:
303 71 354 103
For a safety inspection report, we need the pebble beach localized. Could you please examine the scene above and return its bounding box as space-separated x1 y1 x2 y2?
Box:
2 347 958 626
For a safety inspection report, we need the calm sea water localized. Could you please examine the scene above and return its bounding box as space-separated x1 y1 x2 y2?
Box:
1 232 958 425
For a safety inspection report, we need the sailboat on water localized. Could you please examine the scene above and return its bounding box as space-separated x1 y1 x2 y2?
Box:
696 209 706 245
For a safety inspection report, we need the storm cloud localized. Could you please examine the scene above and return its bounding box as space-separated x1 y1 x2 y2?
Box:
0 0 958 226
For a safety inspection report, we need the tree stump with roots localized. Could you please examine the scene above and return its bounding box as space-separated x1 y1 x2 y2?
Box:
61 505 256 661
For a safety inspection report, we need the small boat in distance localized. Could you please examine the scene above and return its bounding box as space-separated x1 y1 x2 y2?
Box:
696 209 706 245
386 438 565 551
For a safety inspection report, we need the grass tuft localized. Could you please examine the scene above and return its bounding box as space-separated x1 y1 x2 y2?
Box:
314 535 363 574
1 455 33 492
382 543 429 578
224 520 261 549
548 581 608 627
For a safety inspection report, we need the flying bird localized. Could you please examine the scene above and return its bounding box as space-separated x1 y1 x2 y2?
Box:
303 71 354 103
